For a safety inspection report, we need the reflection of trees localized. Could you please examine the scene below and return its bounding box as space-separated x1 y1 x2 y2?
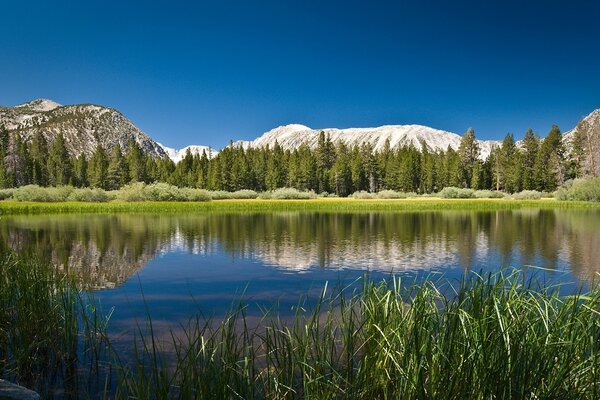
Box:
0 210 598 287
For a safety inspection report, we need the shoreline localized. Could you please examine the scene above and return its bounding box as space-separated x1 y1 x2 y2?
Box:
2 198 600 215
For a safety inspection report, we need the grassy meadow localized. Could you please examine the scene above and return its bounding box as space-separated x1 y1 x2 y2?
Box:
2 197 600 216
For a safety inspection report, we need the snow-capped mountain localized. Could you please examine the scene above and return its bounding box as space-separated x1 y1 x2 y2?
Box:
158 144 219 163
3 98 597 164
0 99 167 158
234 124 501 159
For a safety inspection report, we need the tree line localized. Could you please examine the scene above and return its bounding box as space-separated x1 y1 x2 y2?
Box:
0 124 594 195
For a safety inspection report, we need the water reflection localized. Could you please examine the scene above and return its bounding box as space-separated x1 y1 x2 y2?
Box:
1 209 599 287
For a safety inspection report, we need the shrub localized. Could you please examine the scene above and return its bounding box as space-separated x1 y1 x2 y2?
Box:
554 188 569 201
116 183 211 202
0 188 14 200
352 191 375 199
376 190 417 199
555 177 600 202
229 190 259 199
67 188 111 202
511 190 542 200
207 190 259 200
116 182 149 202
208 191 233 200
180 188 211 202
259 188 317 200
474 190 505 199
146 183 188 201
12 185 74 202
318 192 338 198
438 187 475 199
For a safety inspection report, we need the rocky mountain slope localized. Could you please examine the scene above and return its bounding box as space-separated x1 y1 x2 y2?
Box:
0 99 167 158
564 109 600 175
234 124 501 159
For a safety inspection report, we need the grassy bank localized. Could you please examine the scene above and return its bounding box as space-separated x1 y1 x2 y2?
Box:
1 254 599 398
2 198 600 215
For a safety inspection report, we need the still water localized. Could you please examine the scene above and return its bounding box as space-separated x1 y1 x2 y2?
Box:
1 210 599 331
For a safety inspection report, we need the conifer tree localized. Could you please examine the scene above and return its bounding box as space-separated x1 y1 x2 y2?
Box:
521 129 540 190
107 144 129 189
0 126 8 188
330 141 352 196
499 133 521 193
315 132 335 193
73 154 89 187
457 128 480 188
47 133 72 186
89 145 109 189
30 132 49 186
265 142 286 190
126 139 147 183
535 125 565 191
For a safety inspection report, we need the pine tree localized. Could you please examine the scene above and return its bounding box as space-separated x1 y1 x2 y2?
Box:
315 132 335 193
535 125 565 191
297 144 317 191
457 128 480 188
0 126 8 188
330 141 352 196
521 129 540 190
126 139 147 183
72 154 88 187
89 145 109 189
265 142 286 190
46 134 72 186
499 133 521 193
107 144 129 190
350 145 366 192
30 132 49 186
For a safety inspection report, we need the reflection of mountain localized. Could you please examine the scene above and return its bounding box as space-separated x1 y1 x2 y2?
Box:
1 210 599 288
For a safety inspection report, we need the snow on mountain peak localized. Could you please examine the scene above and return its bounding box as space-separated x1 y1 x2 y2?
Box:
158 143 219 163
234 123 500 159
16 98 62 112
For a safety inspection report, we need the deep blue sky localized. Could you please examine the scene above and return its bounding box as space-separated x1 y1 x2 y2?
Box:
1 1 599 148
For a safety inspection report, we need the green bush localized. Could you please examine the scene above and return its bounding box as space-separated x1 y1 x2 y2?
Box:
180 188 211 202
258 188 317 199
318 192 338 198
146 183 189 201
230 190 259 199
208 191 233 200
555 177 600 202
376 190 417 199
0 188 14 200
438 187 475 199
116 182 149 202
12 185 74 202
474 190 505 199
117 182 211 202
511 190 542 200
67 188 111 202
352 191 375 199
209 190 258 200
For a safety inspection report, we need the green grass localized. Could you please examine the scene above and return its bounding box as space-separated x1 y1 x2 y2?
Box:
1 254 599 398
2 198 600 215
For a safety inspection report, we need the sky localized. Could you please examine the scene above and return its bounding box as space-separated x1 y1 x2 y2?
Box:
1 0 599 149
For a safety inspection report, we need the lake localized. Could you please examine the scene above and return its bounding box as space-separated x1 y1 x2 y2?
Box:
1 209 599 335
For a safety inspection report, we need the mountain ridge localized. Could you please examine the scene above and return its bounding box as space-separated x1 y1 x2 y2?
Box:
2 99 597 163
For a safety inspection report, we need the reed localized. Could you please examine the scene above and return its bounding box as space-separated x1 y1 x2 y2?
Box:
1 254 598 398
113 272 600 399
